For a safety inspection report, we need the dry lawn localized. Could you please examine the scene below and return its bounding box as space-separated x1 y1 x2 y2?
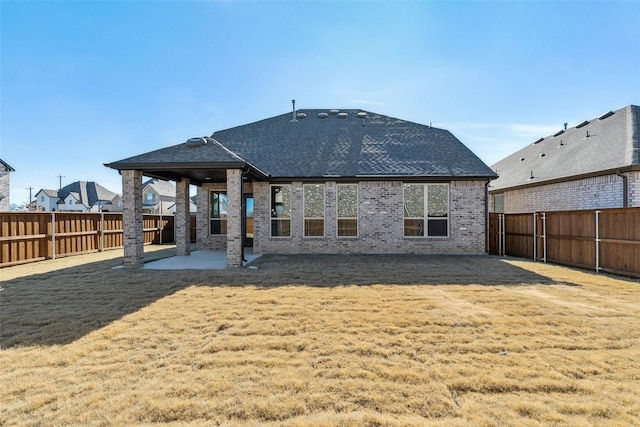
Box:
1 247 639 426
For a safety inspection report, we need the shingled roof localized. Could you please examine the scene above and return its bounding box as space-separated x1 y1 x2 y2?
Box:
106 109 496 183
490 105 640 191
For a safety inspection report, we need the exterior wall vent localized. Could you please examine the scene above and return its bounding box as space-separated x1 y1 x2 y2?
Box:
186 137 207 147
337 112 348 118
553 130 565 137
533 138 544 144
329 109 340 115
317 112 329 118
576 120 589 128
598 111 614 120
296 112 307 119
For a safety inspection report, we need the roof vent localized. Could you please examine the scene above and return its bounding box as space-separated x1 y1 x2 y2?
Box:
539 153 546 158
558 140 564 147
290 99 298 123
520 157 525 162
598 111 614 120
576 120 589 128
337 112 348 118
186 137 207 147
296 112 307 119
329 109 340 115
528 171 535 180
356 112 367 118
317 112 329 118
533 138 544 144
553 130 565 137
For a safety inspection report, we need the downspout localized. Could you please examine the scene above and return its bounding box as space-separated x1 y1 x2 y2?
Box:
615 171 628 208
485 180 490 254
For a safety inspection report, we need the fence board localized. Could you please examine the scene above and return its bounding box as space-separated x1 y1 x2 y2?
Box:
0 212 177 268
489 207 640 278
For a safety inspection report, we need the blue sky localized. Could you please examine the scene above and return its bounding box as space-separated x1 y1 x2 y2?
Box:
2 0 639 206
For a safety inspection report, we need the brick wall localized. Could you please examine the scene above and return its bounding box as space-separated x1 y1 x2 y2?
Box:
492 172 638 214
0 165 9 211
252 180 487 255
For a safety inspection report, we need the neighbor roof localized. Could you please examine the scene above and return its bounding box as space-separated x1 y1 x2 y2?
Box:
106 109 496 184
490 105 640 191
57 181 119 208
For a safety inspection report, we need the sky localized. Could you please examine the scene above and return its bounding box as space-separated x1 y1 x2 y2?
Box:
1 0 639 207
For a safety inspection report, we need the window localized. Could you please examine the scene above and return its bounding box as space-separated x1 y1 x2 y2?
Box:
145 193 153 203
337 184 358 237
271 185 291 237
304 184 325 237
493 194 505 213
403 184 449 237
209 191 227 234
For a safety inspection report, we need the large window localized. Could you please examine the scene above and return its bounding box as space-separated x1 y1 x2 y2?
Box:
304 184 325 237
210 191 227 234
271 185 291 237
337 184 358 237
404 184 449 237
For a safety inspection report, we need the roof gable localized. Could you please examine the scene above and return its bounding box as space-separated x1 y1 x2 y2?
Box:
491 105 640 191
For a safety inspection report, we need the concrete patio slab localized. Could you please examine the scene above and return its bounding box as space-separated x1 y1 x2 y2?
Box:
143 249 260 270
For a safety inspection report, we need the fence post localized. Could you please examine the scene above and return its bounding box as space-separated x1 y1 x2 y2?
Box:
541 212 547 263
595 210 600 273
159 213 163 244
51 211 56 260
100 212 105 252
533 213 537 261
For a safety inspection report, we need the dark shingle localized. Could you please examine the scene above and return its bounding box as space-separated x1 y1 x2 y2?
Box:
107 109 496 180
490 105 640 191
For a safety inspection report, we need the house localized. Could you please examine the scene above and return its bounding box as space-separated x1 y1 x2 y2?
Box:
0 159 15 211
34 189 61 211
489 105 640 213
142 178 176 214
35 181 120 212
106 107 497 268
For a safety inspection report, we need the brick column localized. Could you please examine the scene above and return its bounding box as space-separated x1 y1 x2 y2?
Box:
226 169 243 267
175 178 191 256
122 170 144 268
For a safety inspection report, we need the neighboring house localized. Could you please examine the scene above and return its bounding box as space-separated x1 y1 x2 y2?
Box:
35 181 120 212
142 178 176 214
0 159 15 211
101 194 123 212
489 105 640 213
34 189 60 211
106 107 497 267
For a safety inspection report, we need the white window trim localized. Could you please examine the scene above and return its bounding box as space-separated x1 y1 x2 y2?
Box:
336 183 359 238
303 183 325 238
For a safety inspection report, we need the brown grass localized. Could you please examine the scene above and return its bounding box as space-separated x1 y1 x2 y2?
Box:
1 247 639 426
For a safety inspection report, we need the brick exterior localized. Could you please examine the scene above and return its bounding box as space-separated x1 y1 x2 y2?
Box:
175 178 191 256
225 169 243 267
251 180 487 255
122 170 144 267
0 163 10 211
196 180 488 256
491 172 640 214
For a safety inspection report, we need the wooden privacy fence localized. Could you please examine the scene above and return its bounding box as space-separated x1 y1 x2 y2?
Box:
0 212 175 268
489 207 640 278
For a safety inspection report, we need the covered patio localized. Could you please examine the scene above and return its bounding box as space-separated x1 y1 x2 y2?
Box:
143 249 261 270
105 136 267 269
